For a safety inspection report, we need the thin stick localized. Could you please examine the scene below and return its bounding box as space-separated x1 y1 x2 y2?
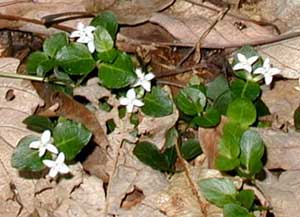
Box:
156 64 205 79
174 141 208 216
157 80 185 88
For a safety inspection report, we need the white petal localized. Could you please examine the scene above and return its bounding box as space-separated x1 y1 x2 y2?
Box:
233 63 245 71
85 26 96 33
48 167 58 178
46 144 58 154
133 99 144 107
132 80 142 87
141 81 151 92
244 65 252 73
145 73 155 80
264 75 273 85
87 41 95 53
41 130 51 144
270 67 280 76
135 68 143 78
263 58 270 68
248 56 259 65
119 97 130 105
253 67 265 75
237 53 246 63
29 141 41 149
43 159 55 168
126 89 136 99
58 163 70 174
77 36 90 43
38 146 47 157
56 152 65 164
70 31 81 38
126 103 134 113
77 22 85 30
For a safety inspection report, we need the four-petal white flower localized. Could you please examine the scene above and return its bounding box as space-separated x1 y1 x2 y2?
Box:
29 130 58 157
133 68 155 92
120 88 144 113
43 152 70 178
253 58 280 85
233 53 259 73
70 22 96 53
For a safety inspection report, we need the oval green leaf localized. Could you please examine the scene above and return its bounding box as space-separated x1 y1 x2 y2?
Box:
180 139 202 160
230 79 260 101
98 52 136 88
56 43 95 75
53 119 92 161
94 26 114 53
193 107 221 128
23 115 55 132
206 75 229 101
142 87 173 117
90 11 118 39
11 135 51 171
26 51 52 76
43 32 68 58
224 204 254 217
226 98 256 126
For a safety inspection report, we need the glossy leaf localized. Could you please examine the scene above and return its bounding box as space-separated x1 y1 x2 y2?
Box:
98 52 136 88
23 115 55 132
133 141 170 171
254 98 270 118
96 48 118 63
163 146 177 171
142 87 173 117
181 139 202 160
175 87 206 116
224 204 254 217
198 178 237 208
237 190 255 210
26 51 52 76
90 11 118 39
214 90 233 115
11 135 51 171
193 107 220 128
164 127 178 148
240 130 264 176
227 98 256 126
206 75 229 100
56 43 95 75
230 79 260 101
53 119 92 161
43 32 68 58
215 154 240 171
94 26 114 53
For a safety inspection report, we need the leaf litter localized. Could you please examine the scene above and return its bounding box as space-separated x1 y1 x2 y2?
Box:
0 0 300 216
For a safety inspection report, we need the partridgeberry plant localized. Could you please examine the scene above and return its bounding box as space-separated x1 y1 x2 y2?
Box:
9 10 281 217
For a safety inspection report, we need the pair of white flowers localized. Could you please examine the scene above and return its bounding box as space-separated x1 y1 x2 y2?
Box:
233 53 280 85
120 68 155 113
29 130 69 178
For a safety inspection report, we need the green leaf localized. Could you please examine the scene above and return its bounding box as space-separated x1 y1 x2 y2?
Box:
224 204 255 217
26 51 53 76
53 119 92 161
181 139 202 160
94 26 114 53
222 122 245 158
294 105 300 131
56 43 95 75
237 190 255 210
198 178 237 208
11 135 51 171
240 130 264 176
43 32 68 58
164 127 179 148
227 98 256 126
193 107 220 128
23 115 55 132
133 141 170 171
206 75 229 100
254 98 270 118
175 87 206 116
98 52 136 88
96 48 118 63
214 90 233 115
163 146 177 171
90 11 118 39
215 155 240 171
230 79 261 101
142 87 173 117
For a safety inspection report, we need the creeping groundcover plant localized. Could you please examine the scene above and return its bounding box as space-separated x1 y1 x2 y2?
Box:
6 11 282 217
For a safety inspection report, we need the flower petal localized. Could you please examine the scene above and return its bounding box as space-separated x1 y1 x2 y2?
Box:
48 167 59 178
85 26 96 33
232 63 245 71
46 144 58 154
248 56 259 65
253 67 265 75
270 67 281 76
119 97 130 106
134 99 144 107
263 58 270 68
126 103 134 113
141 81 151 92
38 146 47 157
126 89 136 99
145 73 155 81
87 41 95 53
264 74 273 85
58 163 70 174
70 31 81 38
135 68 143 78
29 141 41 149
77 22 85 30
41 130 51 144
56 152 65 164
43 159 55 168
77 35 90 43
237 53 247 63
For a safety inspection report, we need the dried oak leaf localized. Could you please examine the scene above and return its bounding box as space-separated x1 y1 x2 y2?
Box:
0 58 43 217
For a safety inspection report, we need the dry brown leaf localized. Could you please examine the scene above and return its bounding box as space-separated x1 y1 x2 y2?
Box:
257 170 300 217
0 58 43 217
256 128 300 170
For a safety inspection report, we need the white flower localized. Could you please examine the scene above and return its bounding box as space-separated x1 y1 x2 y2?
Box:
120 88 144 113
43 152 70 178
233 53 259 73
29 130 58 157
70 22 96 53
133 68 155 92
253 58 280 85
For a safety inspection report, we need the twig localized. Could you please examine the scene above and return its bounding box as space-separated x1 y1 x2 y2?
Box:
42 12 94 26
174 141 208 216
157 80 185 88
176 6 229 67
156 63 205 79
